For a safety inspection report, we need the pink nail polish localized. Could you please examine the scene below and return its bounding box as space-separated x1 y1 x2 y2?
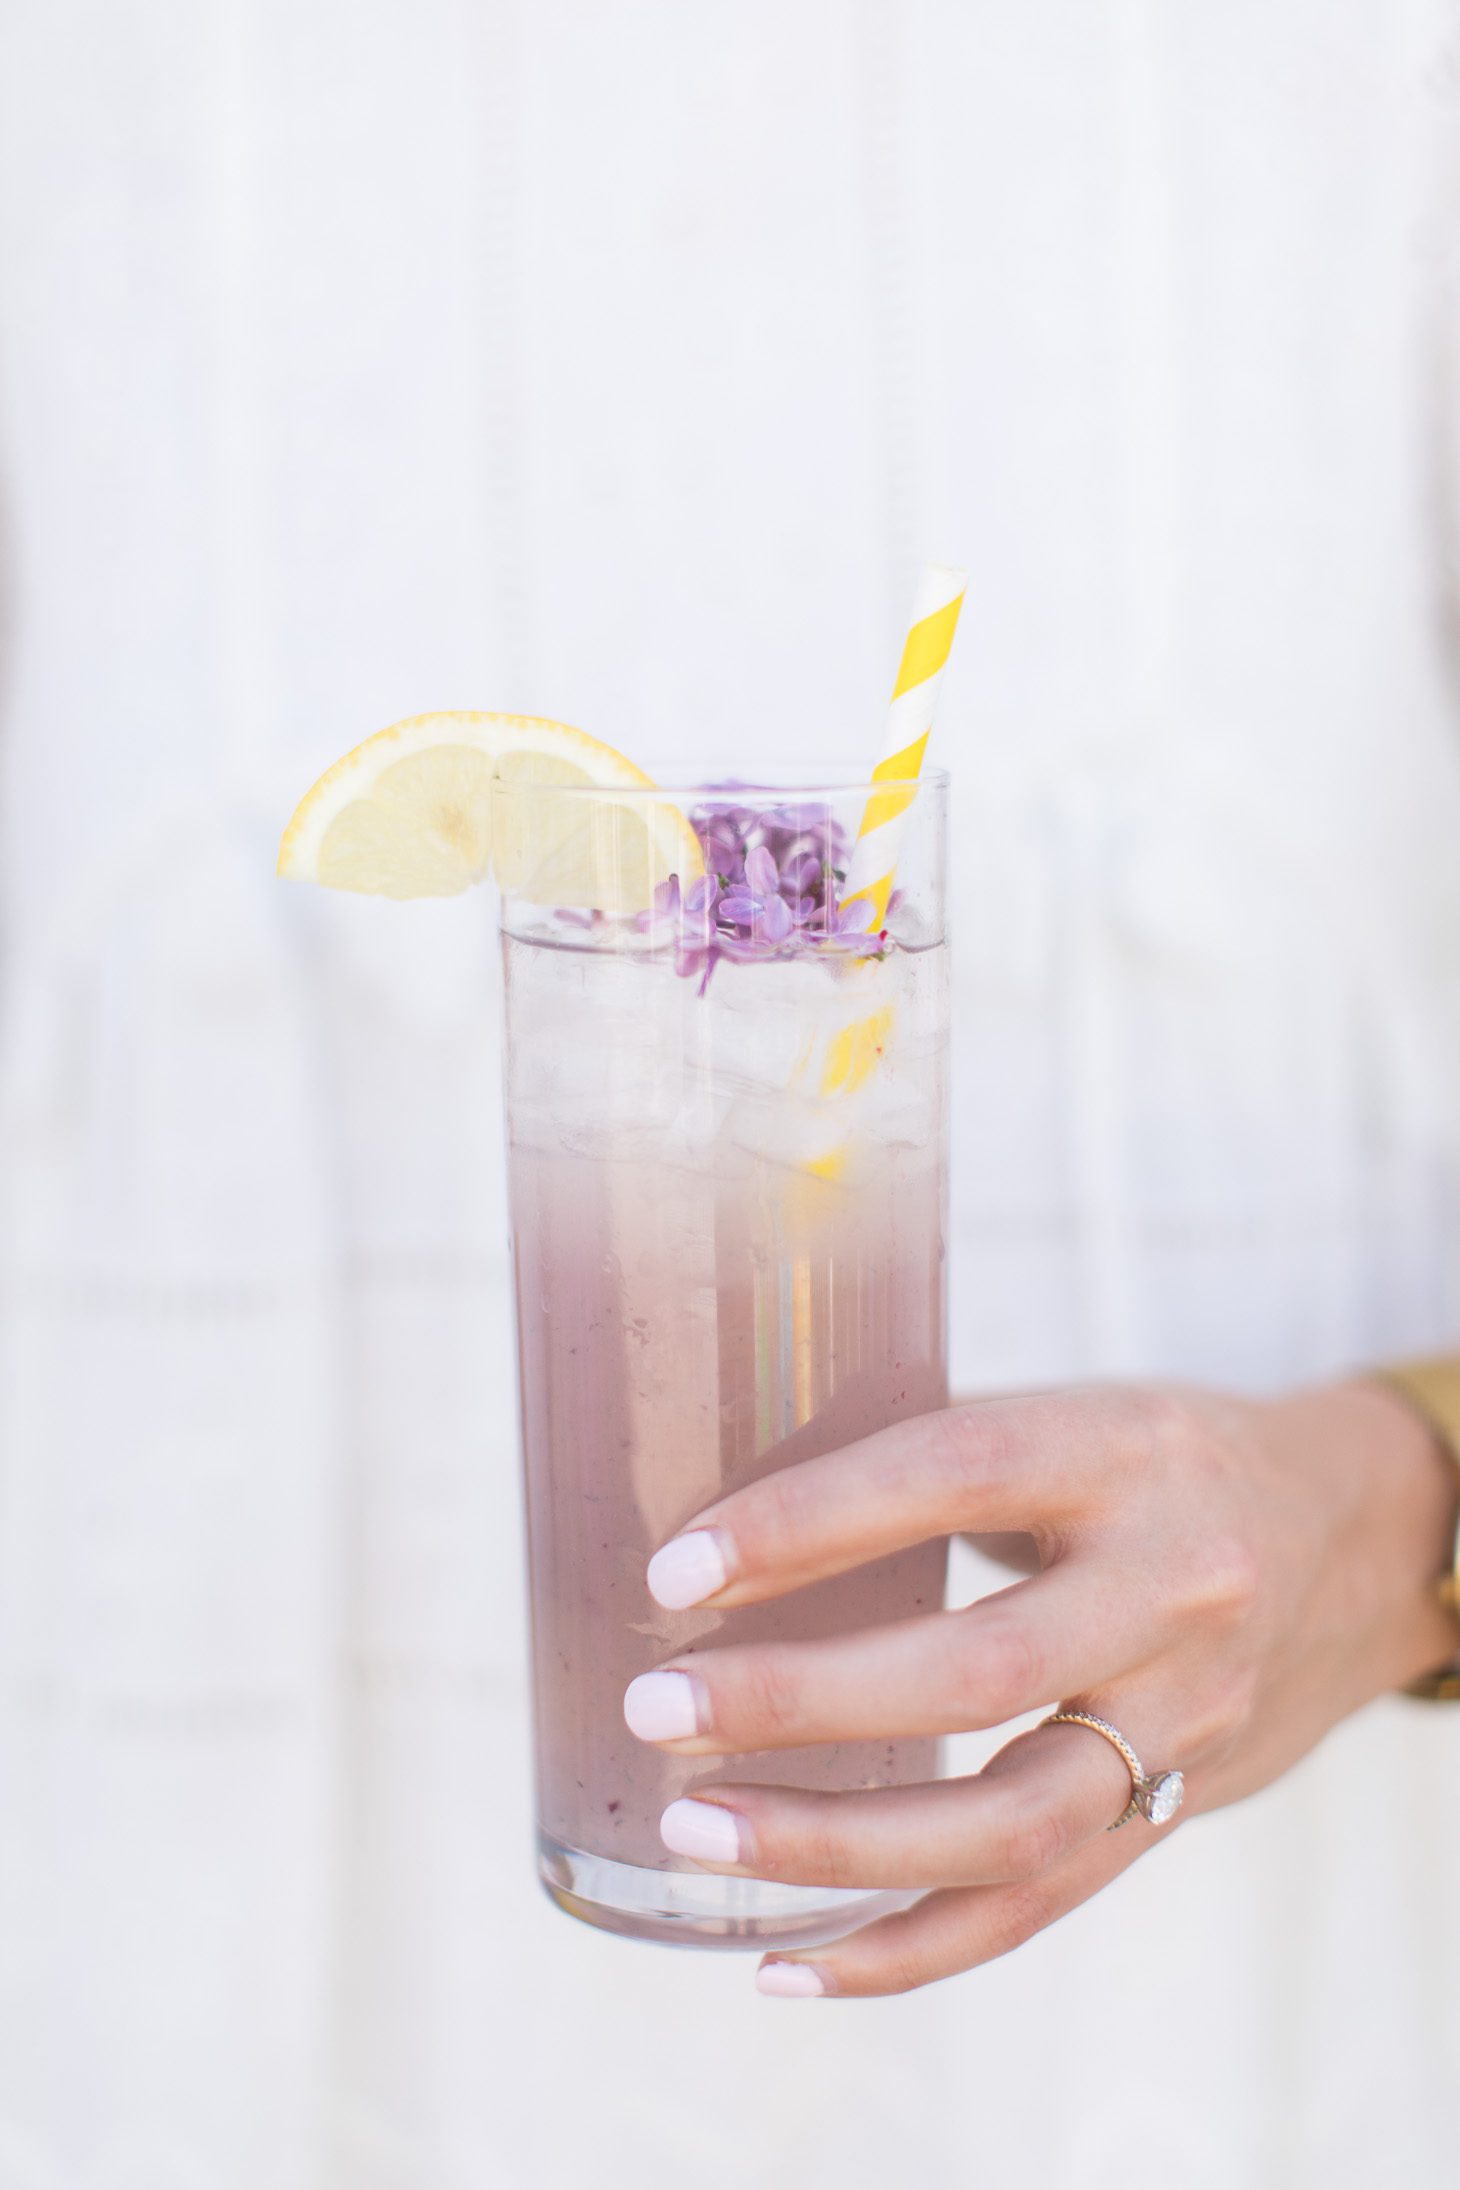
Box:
622 1669 705 1742
646 1528 731 1610
756 1960 826 1999
660 1797 745 1865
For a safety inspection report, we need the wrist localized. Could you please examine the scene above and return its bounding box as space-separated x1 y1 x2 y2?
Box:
1264 1376 1460 1702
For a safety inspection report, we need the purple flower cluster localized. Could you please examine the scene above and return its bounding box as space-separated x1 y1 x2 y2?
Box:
642 793 893 991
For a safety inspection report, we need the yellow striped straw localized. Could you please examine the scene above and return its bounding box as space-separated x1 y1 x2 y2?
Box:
841 563 967 927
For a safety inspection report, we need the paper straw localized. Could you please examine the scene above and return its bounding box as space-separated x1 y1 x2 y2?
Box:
840 563 967 927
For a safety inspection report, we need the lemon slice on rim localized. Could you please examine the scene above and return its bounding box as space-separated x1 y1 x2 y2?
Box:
277 711 701 910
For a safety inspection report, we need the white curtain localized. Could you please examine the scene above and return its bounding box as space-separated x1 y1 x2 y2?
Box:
3 4 1460 2185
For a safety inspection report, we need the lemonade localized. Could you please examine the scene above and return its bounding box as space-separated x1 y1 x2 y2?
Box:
498 777 951 1946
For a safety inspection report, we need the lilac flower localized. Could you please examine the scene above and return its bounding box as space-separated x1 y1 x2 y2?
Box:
833 895 875 934
759 891 793 944
744 842 778 895
621 784 896 983
629 873 681 935
780 852 822 897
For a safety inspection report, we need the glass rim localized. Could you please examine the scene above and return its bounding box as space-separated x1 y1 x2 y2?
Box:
489 763 951 802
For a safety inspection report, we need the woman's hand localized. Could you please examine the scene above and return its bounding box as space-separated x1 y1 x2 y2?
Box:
623 1381 1460 1997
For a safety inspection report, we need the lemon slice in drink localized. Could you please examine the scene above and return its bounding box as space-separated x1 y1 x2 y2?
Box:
277 711 701 910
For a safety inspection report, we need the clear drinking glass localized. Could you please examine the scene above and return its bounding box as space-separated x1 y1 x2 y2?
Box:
496 766 950 1948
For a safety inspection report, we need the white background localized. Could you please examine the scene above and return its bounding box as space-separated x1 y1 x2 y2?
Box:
3 3 1460 2186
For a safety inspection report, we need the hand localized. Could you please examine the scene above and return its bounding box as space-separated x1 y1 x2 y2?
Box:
623 1381 1460 1997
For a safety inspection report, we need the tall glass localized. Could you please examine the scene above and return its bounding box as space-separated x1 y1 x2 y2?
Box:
497 768 949 1947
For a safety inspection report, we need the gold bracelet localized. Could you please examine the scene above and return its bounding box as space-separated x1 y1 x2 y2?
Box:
1373 1357 1460 1701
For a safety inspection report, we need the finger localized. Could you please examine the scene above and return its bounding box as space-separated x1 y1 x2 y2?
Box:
658 1715 1138 1889
624 1556 1169 1755
645 1388 1156 1613
755 1814 1155 1999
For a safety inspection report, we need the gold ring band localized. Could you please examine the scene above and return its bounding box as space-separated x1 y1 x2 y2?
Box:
1042 1710 1186 1830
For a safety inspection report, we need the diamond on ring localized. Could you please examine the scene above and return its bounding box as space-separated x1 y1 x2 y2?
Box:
1135 1769 1185 1826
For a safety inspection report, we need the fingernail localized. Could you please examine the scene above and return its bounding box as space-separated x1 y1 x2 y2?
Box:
646 1528 732 1610
623 1669 706 1743
660 1797 747 1865
756 1959 827 1999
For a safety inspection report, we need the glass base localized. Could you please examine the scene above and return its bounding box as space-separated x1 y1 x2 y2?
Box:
538 1831 913 1950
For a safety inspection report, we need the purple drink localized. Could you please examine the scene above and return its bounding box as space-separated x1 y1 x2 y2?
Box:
500 777 950 1947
